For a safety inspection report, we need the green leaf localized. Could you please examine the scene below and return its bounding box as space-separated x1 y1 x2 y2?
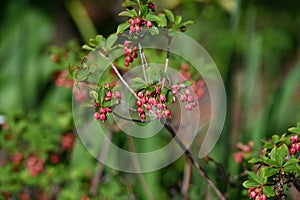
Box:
257 168 270 184
140 4 149 17
284 163 300 173
128 9 138 17
284 158 300 173
157 13 167 27
262 158 280 167
122 1 138 8
175 16 182 25
288 127 300 133
182 80 193 87
247 171 262 184
69 64 79 76
102 98 119 108
97 86 106 104
144 0 153 3
145 14 161 22
164 9 175 23
131 78 147 89
166 90 173 104
263 142 273 149
270 147 277 161
277 144 288 165
118 11 135 18
160 69 170 84
242 180 260 188
106 34 118 49
74 69 89 81
146 66 160 83
248 158 262 164
92 35 105 47
148 26 159 35
181 20 194 26
89 91 98 101
117 22 130 34
82 44 94 51
80 102 94 108
272 134 280 143
147 86 156 93
264 166 280 178
263 186 275 197
284 158 300 166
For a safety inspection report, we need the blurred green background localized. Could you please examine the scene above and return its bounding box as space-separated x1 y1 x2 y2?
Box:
0 0 300 199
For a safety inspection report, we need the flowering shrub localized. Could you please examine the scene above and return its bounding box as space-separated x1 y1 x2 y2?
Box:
242 122 300 199
67 0 230 199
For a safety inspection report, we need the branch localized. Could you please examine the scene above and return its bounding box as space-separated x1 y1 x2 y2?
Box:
161 35 172 88
163 122 226 200
97 50 138 99
138 41 148 82
112 111 152 123
89 131 113 196
127 135 154 200
182 160 192 200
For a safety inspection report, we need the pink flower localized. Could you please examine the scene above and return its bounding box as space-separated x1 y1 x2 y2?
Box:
233 152 243 164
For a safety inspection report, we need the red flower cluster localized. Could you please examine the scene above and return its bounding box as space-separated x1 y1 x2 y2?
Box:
26 155 44 177
248 187 267 200
123 40 138 67
61 133 75 151
135 86 173 121
289 134 300 155
11 152 23 165
73 82 88 102
93 84 121 122
233 141 253 164
129 18 153 34
180 64 205 100
53 69 74 88
49 153 60 164
172 82 198 112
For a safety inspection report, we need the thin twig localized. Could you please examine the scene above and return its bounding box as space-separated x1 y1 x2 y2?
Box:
112 108 225 199
163 122 226 200
138 41 148 82
162 35 172 88
89 131 113 196
127 135 154 200
182 159 192 200
97 50 138 99
112 111 152 123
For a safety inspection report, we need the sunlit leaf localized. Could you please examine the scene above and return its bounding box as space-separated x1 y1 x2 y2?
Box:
175 16 182 25
247 171 262 184
164 9 175 23
157 13 167 27
117 22 130 34
242 180 260 188
89 91 98 101
82 44 94 51
122 1 138 8
263 186 275 197
140 4 149 17
118 11 135 18
264 166 279 178
106 33 118 49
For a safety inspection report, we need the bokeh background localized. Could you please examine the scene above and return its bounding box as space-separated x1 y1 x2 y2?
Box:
0 0 299 199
